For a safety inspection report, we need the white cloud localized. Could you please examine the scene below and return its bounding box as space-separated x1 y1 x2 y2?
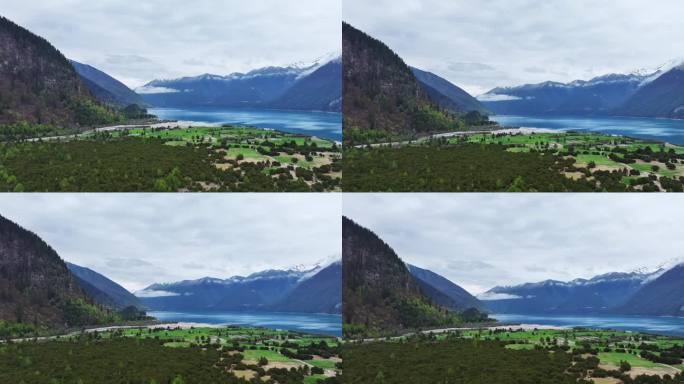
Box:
2 0 341 87
135 86 181 94
477 292 523 301
476 94 522 102
0 194 341 291
344 194 684 295
344 0 684 94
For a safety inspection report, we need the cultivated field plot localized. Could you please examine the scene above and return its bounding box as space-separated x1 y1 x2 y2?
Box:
342 328 683 384
0 326 341 384
0 125 341 192
343 131 684 192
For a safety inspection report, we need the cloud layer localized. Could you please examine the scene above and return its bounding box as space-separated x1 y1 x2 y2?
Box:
3 0 341 87
344 0 684 95
344 194 684 295
0 194 341 291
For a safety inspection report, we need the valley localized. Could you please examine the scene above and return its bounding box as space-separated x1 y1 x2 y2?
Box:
341 20 684 192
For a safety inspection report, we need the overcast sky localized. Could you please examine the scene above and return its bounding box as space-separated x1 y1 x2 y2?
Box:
0 194 340 292
344 0 684 95
1 0 340 88
344 194 684 295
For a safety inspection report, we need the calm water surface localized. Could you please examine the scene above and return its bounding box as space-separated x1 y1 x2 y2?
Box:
148 310 341 337
149 107 341 141
493 115 684 145
491 313 684 336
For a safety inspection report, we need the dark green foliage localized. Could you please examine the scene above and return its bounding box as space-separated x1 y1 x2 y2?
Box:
61 298 120 326
343 145 596 192
341 340 585 384
0 338 244 384
121 104 154 119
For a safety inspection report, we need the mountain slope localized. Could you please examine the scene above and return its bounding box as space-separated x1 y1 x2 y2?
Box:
69 60 144 107
271 261 341 314
342 22 460 135
343 216 460 335
618 263 684 316
0 214 115 327
411 67 486 114
269 58 342 112
407 264 485 312
481 271 658 314
617 65 684 118
0 16 118 128
66 262 142 310
138 55 340 112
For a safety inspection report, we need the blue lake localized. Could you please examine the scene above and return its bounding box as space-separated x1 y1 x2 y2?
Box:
148 310 341 337
149 107 342 141
492 114 684 145
491 313 684 337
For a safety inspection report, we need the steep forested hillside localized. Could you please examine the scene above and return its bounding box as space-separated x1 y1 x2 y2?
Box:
0 16 119 129
342 217 460 336
342 22 461 136
0 215 117 328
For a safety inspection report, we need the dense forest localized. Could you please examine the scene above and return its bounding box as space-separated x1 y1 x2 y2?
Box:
343 144 598 192
0 133 340 192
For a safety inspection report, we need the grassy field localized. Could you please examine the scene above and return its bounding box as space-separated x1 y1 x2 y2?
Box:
343 327 683 383
1 325 340 383
344 130 684 192
0 124 341 192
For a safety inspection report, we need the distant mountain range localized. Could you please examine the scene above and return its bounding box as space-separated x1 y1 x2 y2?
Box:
136 259 341 315
411 67 486 114
136 52 341 112
69 60 144 108
66 262 143 310
481 262 684 317
342 216 485 335
480 59 684 119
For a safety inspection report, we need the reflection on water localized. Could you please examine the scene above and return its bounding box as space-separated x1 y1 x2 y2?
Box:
491 313 684 336
493 115 684 145
149 107 342 141
148 310 341 337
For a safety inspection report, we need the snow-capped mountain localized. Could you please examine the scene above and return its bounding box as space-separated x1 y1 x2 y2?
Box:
480 269 663 315
480 58 684 118
136 53 341 112
136 259 341 314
